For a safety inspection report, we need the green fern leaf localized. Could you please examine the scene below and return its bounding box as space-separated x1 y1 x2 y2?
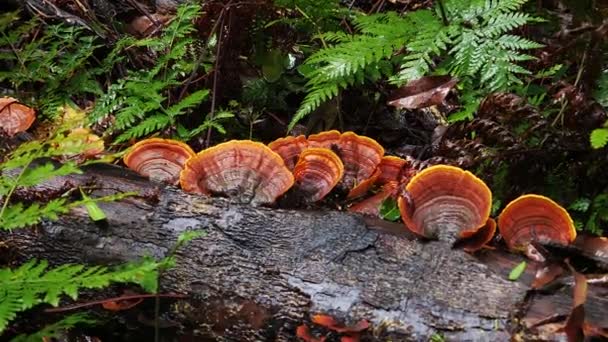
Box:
115 114 171 143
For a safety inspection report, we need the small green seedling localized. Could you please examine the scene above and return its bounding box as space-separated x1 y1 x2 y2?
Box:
380 197 401 221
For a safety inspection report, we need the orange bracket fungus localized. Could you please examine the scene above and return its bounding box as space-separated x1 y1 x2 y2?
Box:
180 140 294 205
123 138 195 185
268 135 309 170
498 194 576 261
398 165 492 244
308 130 384 198
293 148 344 202
0 97 36 136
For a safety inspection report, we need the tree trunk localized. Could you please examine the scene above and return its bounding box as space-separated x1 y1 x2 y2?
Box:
2 164 606 341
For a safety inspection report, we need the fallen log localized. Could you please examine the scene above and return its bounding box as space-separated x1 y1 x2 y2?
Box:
2 163 607 341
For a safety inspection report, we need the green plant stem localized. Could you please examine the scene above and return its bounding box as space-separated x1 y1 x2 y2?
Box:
437 0 449 26
0 159 33 228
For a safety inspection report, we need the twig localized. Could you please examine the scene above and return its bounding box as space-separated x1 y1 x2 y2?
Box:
205 8 230 148
44 293 188 313
176 1 232 102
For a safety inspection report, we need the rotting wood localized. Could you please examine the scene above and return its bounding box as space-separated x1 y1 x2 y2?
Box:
2 163 607 341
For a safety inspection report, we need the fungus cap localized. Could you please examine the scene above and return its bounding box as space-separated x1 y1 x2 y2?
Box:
293 148 344 202
123 138 195 185
0 97 36 136
498 194 576 250
307 130 341 149
180 140 294 205
337 132 384 191
268 135 309 170
398 165 492 242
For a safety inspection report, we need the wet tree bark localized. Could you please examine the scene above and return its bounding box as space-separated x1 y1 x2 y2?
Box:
2 164 607 341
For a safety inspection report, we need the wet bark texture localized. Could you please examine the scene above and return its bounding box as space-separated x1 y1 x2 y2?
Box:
3 164 607 341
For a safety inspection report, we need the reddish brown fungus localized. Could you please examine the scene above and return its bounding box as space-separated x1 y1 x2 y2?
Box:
0 97 36 136
397 165 492 243
180 140 294 205
309 131 384 198
498 195 576 259
293 148 344 202
123 138 195 185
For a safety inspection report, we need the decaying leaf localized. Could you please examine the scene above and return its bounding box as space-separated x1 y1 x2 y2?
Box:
531 263 564 289
387 75 458 109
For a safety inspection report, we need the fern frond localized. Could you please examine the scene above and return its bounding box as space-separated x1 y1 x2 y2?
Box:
165 89 210 118
0 259 160 331
593 70 608 107
115 114 171 143
482 12 533 37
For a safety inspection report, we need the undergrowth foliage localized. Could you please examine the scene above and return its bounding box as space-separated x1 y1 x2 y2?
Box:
0 127 167 334
89 3 214 143
0 4 229 143
0 12 116 118
290 0 543 130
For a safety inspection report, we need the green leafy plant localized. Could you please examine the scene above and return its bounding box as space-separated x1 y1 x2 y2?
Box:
290 0 543 130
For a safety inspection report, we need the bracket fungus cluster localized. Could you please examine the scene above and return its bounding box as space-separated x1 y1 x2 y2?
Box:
392 164 577 255
0 97 36 136
123 131 411 208
121 133 579 259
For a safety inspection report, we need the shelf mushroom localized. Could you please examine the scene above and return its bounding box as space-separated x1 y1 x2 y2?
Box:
180 140 294 206
268 135 309 170
308 130 384 199
498 194 576 261
397 165 492 245
292 147 344 202
123 138 195 185
0 97 36 136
